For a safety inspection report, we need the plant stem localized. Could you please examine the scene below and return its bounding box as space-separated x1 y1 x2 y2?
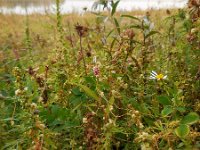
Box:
80 36 87 75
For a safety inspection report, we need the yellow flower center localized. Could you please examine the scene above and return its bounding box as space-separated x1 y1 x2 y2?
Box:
156 74 164 80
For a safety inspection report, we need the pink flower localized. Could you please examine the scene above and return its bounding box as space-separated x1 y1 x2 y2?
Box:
93 66 100 77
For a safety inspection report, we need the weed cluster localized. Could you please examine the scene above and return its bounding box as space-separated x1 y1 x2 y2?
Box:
0 0 199 149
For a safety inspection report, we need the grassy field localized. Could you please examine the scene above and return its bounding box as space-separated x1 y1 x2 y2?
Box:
0 0 200 149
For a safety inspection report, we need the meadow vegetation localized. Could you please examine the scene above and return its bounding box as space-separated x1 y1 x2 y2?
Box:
0 0 200 149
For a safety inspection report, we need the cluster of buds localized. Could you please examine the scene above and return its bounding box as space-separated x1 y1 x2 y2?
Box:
187 27 199 43
103 118 116 131
30 102 40 115
92 56 101 78
189 131 200 139
121 29 135 40
13 67 23 88
13 67 29 106
128 105 144 129
27 66 49 104
168 120 180 128
117 77 128 89
97 89 105 98
27 66 45 88
188 0 200 8
35 120 45 130
140 142 153 150
111 90 121 98
15 87 27 96
93 66 100 77
194 101 200 112
135 132 151 142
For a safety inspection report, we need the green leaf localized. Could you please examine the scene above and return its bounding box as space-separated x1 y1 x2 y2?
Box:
176 107 186 113
114 18 120 34
77 84 99 102
96 15 107 24
175 124 190 138
121 14 140 21
107 29 115 38
161 106 173 117
157 96 171 106
110 38 117 49
111 0 120 16
181 112 199 125
145 31 160 39
129 25 143 30
72 87 82 96
68 82 99 102
106 96 115 114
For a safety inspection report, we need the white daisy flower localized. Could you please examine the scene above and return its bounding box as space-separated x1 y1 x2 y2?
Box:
150 71 167 81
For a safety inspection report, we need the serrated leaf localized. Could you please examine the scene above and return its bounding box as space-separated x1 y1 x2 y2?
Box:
161 106 173 117
181 112 199 125
175 124 190 138
157 96 171 106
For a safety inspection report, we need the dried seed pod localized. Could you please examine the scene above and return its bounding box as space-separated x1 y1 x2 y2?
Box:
75 24 88 37
188 0 200 21
86 51 92 57
166 9 171 15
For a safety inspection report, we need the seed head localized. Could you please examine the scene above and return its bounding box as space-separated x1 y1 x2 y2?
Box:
75 24 88 37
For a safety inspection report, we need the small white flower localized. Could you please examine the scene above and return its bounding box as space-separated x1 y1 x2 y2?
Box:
15 89 22 96
131 114 136 118
191 28 197 34
150 71 167 81
109 105 113 111
135 110 139 114
99 91 104 97
111 70 116 74
109 119 113 124
139 123 144 129
83 118 88 124
117 77 122 81
31 103 37 109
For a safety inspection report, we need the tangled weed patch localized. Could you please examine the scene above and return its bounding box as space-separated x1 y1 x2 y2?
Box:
0 0 200 149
